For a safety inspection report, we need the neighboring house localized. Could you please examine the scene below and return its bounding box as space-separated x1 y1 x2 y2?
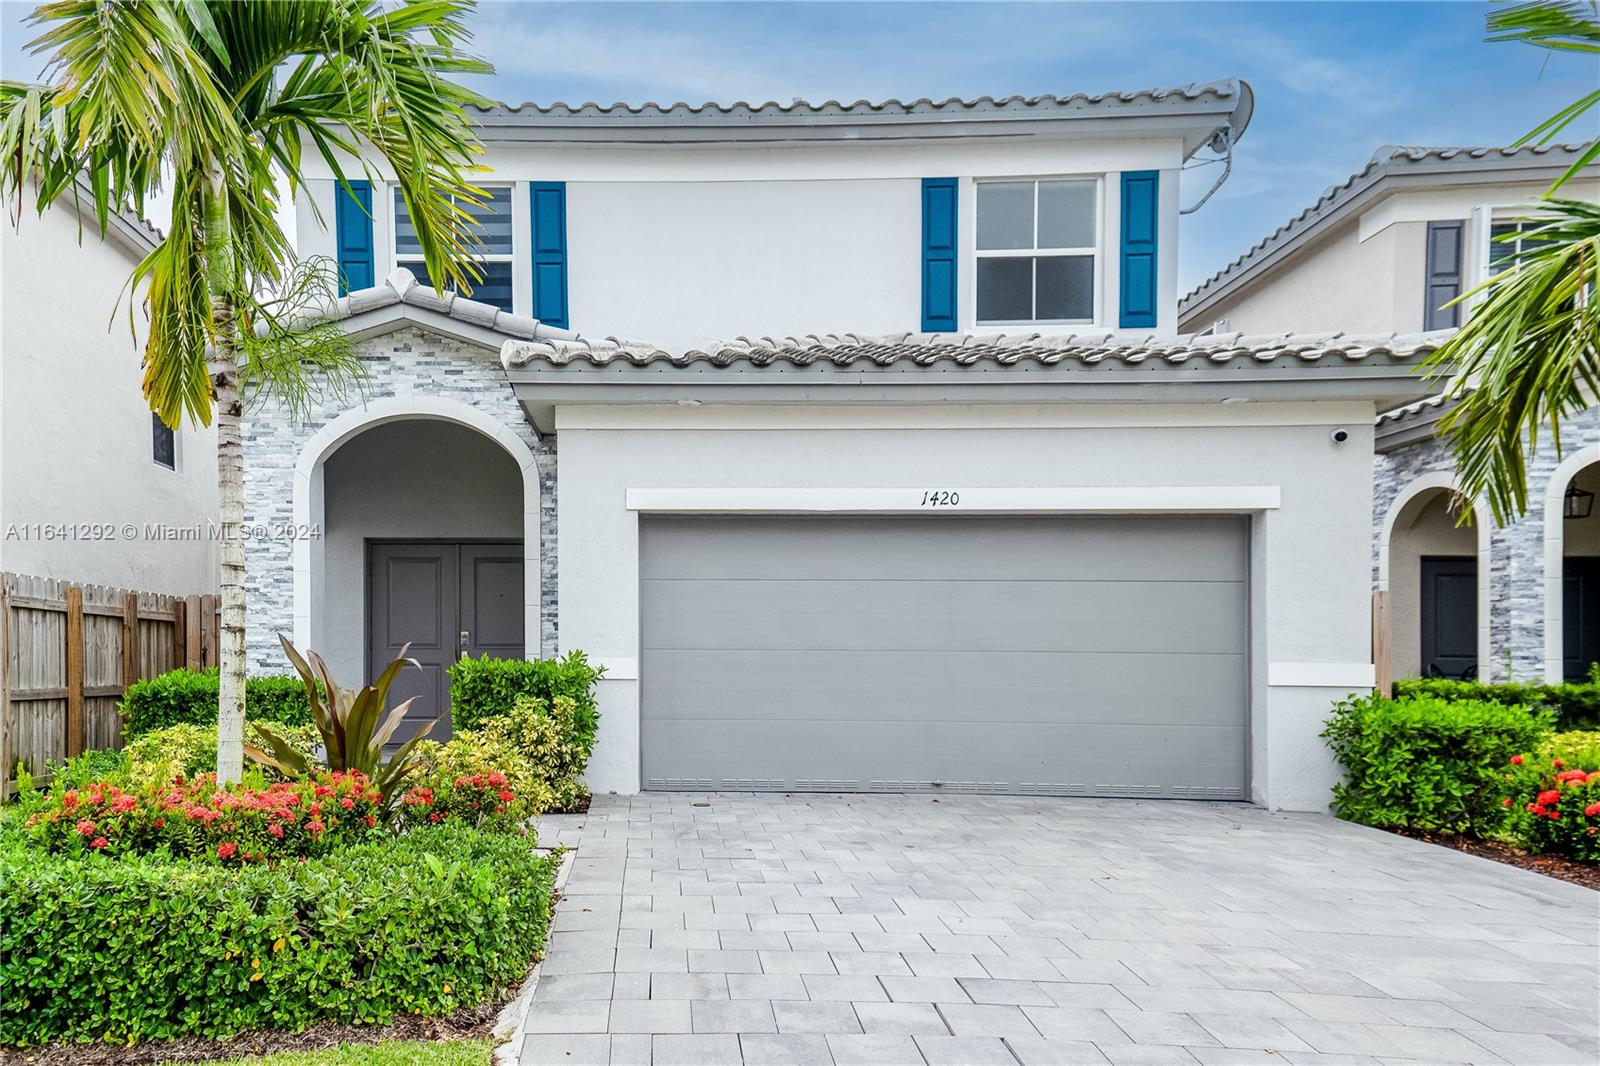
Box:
246 79 1439 811
1179 145 1600 686
0 190 219 594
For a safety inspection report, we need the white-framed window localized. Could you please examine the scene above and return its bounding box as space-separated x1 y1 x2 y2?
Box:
392 185 515 311
975 177 1100 325
1487 216 1551 275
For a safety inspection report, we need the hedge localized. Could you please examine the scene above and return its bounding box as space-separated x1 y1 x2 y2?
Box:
1323 693 1554 834
0 824 555 1046
121 669 313 740
1392 676 1600 730
448 652 601 745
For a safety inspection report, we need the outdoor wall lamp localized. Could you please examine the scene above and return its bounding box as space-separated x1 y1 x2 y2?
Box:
1564 485 1595 519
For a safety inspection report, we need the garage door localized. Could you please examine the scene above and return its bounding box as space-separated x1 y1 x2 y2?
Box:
640 514 1248 800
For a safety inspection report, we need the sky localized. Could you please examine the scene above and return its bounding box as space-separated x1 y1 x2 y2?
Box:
3 0 1596 294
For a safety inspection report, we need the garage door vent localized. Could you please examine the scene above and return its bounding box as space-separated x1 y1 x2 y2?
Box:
1170 785 1246 800
648 777 715 790
721 778 786 790
794 778 861 791
940 781 1011 794
867 780 933 792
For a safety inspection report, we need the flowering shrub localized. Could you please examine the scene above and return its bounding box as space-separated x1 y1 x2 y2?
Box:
1323 693 1554 833
409 730 549 828
1502 731 1600 860
0 824 556 1045
24 770 383 862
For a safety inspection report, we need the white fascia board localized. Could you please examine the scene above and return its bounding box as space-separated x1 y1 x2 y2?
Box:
624 486 1281 514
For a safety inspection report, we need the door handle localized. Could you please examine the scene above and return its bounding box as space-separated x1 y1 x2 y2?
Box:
459 630 470 661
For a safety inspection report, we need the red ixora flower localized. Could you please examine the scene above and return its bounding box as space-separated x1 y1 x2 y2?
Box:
1510 754 1525 765
76 819 97 837
1537 790 1562 807
89 836 108 850
268 823 285 838
1586 802 1600 818
340 797 354 809
217 841 239 860
498 788 515 803
1503 797 1514 808
1553 758 1565 768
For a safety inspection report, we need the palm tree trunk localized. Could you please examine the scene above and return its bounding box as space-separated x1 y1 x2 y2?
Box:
203 161 246 784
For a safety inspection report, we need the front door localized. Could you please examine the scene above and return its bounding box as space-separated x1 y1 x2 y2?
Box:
1420 555 1477 679
1564 557 1600 682
368 541 523 742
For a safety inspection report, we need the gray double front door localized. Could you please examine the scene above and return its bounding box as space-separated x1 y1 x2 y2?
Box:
368 541 523 742
640 514 1250 800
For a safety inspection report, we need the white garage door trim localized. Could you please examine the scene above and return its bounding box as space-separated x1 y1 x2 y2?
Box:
626 485 1281 514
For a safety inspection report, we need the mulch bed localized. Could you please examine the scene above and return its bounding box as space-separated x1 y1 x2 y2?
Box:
0 983 510 1066
1394 829 1600 890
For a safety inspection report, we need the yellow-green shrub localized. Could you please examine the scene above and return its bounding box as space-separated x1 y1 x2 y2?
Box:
125 723 319 791
411 729 551 824
484 696 589 812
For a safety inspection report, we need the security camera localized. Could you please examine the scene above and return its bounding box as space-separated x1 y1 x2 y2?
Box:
1330 428 1350 445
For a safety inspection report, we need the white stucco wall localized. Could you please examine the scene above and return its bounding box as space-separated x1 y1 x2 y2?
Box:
317 420 524 683
0 200 218 593
294 135 1189 350
553 400 1378 812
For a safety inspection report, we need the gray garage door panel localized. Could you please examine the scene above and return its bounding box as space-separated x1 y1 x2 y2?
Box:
640 515 1249 800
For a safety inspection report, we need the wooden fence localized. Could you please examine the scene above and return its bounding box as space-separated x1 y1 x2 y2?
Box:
1 572 218 796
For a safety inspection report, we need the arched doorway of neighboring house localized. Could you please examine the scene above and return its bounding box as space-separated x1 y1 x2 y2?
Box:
1548 453 1600 682
1380 480 1491 681
293 397 543 743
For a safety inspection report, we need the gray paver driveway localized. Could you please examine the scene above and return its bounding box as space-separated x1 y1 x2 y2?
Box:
521 794 1599 1066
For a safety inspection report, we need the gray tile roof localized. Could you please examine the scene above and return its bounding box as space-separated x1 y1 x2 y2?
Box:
469 80 1254 152
1180 143 1596 321
1377 392 1452 427
501 329 1449 371
322 268 594 343
476 80 1244 120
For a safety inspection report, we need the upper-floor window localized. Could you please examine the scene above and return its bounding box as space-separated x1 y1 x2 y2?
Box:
152 413 175 470
393 185 514 311
1488 219 1551 274
976 178 1098 325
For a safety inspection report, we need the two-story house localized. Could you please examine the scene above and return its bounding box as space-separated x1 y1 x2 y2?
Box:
1 187 219 594
1179 144 1600 688
244 79 1440 811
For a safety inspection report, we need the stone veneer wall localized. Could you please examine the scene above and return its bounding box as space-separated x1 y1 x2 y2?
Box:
242 327 557 674
1372 405 1600 682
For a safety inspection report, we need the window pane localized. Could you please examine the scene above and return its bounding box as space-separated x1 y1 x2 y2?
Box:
977 256 1033 321
463 186 514 255
1035 255 1094 320
394 187 422 257
402 259 515 312
152 412 175 470
977 182 1035 250
1037 180 1096 248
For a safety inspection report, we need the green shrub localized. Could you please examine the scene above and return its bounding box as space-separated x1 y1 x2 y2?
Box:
43 747 130 791
121 669 314 740
125 723 320 791
1323 693 1554 834
1392 676 1600 730
0 824 555 1046
448 652 601 744
1502 733 1600 860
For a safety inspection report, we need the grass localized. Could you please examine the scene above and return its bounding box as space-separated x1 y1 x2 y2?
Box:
163 1038 492 1066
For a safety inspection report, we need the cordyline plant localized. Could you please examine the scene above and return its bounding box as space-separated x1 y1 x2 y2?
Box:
1424 0 1600 524
0 0 493 782
247 634 436 806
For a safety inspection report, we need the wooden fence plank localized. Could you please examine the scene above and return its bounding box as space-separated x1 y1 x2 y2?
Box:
185 594 202 671
65 586 84 759
200 594 218 669
122 592 139 689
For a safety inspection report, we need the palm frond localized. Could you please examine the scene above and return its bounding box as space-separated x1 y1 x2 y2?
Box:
1486 1 1600 189
1424 198 1600 523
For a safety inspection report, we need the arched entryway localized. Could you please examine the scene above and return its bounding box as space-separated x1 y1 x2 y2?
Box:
291 397 542 737
1545 446 1600 682
1378 475 1491 681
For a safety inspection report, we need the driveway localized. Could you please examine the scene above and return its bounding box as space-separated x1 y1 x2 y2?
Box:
519 794 1598 1066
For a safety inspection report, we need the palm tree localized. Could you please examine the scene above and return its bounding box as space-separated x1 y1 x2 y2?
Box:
1 0 494 782
1426 0 1600 523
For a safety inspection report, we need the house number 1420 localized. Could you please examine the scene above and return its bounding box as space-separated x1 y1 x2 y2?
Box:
919 490 960 507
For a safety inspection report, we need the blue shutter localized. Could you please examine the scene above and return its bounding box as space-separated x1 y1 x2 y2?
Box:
530 182 569 328
1118 171 1159 329
334 180 373 295
921 177 958 333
